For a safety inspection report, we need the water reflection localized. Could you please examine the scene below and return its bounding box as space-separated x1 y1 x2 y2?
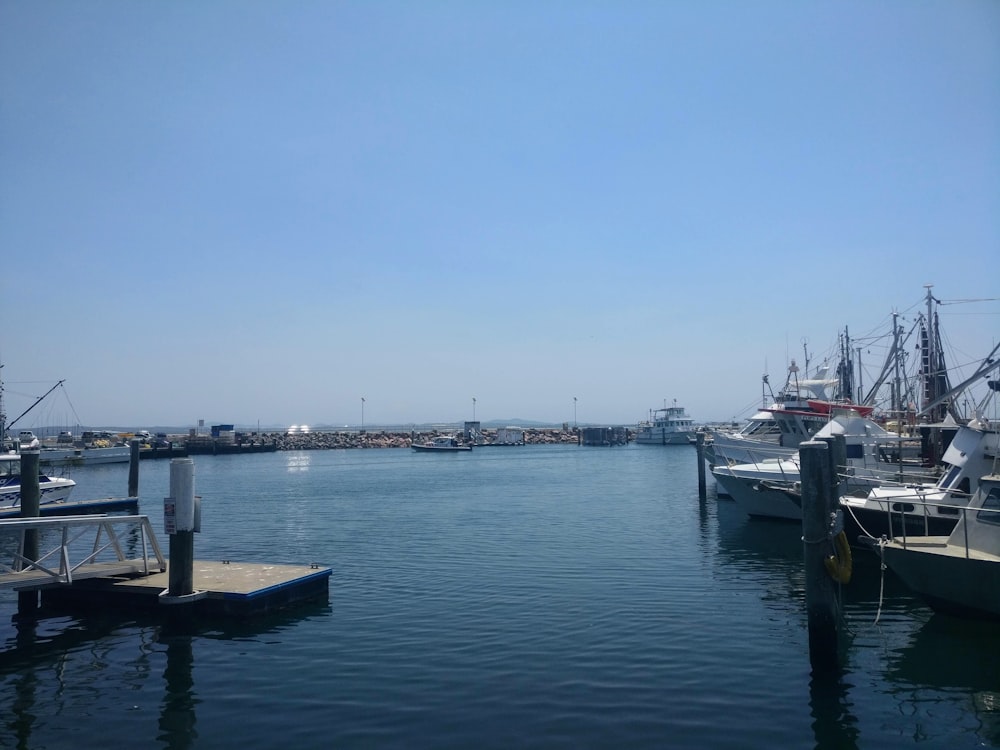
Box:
710 499 807 610
810 671 859 750
886 614 1000 746
285 453 311 473
0 603 330 749
8 619 38 750
708 493 1000 747
157 625 197 750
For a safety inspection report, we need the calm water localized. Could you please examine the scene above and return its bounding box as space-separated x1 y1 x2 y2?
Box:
1 444 998 749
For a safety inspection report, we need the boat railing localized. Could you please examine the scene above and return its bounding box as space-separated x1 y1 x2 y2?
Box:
881 493 974 554
714 442 791 468
0 514 166 591
741 446 797 472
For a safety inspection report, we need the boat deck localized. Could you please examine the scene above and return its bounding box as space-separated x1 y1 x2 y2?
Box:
885 538 1000 562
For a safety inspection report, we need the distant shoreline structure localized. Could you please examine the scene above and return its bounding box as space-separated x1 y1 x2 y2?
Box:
229 426 585 450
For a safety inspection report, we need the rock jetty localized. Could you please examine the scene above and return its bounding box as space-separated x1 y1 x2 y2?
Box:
259 428 583 451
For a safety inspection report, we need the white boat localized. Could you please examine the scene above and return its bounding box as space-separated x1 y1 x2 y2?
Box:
0 452 76 509
39 444 132 466
411 436 472 453
712 410 932 521
706 360 859 467
870 472 1000 620
634 402 695 445
842 415 1000 539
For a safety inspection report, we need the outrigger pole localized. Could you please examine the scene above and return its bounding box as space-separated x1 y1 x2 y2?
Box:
5 379 66 432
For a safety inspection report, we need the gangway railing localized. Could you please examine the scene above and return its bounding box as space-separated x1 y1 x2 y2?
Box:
0 514 166 591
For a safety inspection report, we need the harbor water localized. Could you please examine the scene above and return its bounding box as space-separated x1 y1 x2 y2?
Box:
1 444 998 748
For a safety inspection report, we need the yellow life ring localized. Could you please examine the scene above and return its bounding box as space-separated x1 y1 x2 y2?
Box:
824 531 852 584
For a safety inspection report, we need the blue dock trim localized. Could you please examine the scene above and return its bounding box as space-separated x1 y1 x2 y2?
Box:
220 567 333 601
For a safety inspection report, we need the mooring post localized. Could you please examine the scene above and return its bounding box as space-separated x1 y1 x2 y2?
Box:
18 449 41 615
818 434 847 512
128 438 141 497
166 458 196 597
696 432 707 500
800 439 839 673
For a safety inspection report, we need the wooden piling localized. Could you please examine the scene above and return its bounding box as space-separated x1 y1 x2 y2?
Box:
696 433 707 500
128 439 140 497
800 440 839 674
818 434 847 504
17 450 41 616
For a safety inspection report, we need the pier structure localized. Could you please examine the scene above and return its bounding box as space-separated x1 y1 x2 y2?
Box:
580 426 629 446
1 452 330 620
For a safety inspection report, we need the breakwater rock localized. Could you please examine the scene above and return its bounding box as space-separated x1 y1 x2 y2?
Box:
260 428 583 451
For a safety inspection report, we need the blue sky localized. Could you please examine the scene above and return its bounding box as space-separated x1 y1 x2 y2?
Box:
2 1 998 429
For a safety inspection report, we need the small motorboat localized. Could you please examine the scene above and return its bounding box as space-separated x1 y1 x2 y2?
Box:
411 436 472 453
0 452 76 509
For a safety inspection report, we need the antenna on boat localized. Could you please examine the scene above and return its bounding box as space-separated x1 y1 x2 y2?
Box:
787 359 800 396
0 363 6 443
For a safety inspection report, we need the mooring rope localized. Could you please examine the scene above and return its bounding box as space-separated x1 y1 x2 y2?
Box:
874 538 888 626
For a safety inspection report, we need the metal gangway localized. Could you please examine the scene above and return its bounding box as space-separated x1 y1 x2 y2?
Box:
0 514 165 591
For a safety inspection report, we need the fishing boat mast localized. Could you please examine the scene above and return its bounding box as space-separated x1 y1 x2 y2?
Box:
919 285 955 423
5 379 66 435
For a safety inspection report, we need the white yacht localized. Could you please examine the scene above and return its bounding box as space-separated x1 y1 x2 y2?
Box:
635 402 695 445
0 452 76 509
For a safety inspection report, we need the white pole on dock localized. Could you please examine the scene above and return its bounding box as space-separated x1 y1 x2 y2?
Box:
166 458 197 597
800 440 839 674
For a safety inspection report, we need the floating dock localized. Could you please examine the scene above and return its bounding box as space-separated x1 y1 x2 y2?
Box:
0 513 331 618
40 560 332 617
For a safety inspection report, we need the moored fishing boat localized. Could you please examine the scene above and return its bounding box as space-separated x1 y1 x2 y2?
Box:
39 443 132 466
634 401 695 445
842 415 999 540
712 410 933 521
707 360 846 467
867 471 1000 620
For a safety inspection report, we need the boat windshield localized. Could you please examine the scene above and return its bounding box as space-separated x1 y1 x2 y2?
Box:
938 464 962 490
742 421 780 438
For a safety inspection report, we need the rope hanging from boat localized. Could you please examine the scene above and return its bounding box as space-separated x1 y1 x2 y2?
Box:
874 538 888 626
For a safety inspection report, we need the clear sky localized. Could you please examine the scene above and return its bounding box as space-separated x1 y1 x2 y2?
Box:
2 1 998 430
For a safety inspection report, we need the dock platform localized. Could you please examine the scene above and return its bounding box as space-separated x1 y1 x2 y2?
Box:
40 560 332 616
1 512 331 618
